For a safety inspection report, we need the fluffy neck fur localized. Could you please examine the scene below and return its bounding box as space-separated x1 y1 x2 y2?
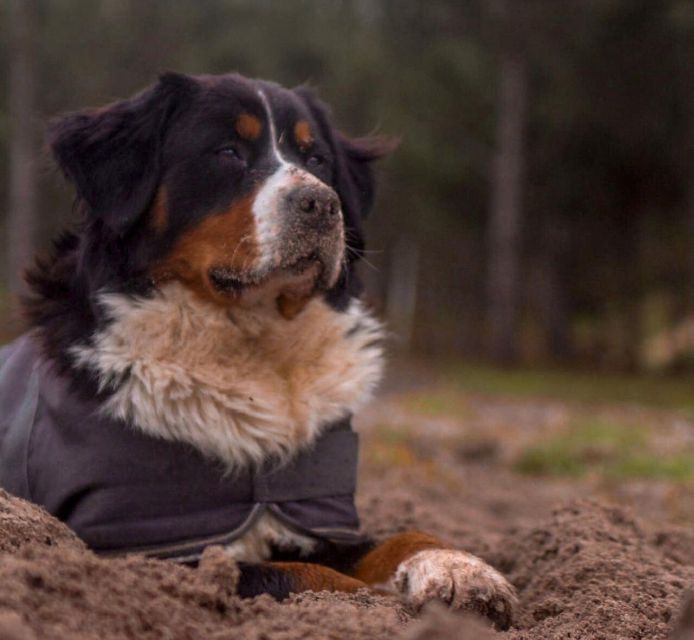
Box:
70 282 384 469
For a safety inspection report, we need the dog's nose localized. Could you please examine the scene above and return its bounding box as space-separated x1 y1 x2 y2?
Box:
286 184 341 230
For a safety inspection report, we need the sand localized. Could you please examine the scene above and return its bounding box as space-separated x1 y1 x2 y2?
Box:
0 465 692 640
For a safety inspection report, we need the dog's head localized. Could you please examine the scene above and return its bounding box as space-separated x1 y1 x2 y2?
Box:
49 72 394 317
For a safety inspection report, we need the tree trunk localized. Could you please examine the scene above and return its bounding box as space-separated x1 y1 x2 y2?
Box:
8 0 39 318
486 7 528 364
687 127 694 317
537 215 572 362
386 236 419 353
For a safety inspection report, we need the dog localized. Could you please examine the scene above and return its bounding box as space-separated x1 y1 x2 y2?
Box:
0 72 516 628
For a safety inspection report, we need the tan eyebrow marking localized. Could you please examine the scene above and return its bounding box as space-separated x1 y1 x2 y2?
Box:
293 120 314 150
235 113 262 140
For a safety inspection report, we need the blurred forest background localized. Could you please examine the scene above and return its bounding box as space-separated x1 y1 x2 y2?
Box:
2 0 694 373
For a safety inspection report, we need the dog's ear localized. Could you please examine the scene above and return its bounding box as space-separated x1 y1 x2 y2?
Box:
48 72 197 236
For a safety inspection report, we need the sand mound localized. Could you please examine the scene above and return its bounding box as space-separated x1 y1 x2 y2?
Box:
493 501 694 639
401 603 499 639
671 591 694 640
0 489 84 554
0 485 692 639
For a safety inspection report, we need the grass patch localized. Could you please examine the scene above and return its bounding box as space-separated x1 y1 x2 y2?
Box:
401 390 471 418
515 418 694 481
440 363 694 413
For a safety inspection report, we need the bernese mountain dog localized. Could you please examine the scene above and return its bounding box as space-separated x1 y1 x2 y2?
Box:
0 72 516 628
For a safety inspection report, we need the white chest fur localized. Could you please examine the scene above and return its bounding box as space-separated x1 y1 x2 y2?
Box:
224 511 319 562
71 282 384 470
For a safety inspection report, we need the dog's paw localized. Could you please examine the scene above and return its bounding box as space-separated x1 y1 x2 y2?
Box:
391 549 517 630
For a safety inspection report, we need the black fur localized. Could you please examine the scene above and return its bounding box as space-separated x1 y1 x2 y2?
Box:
49 73 196 236
235 536 378 600
269 538 376 577
236 562 298 601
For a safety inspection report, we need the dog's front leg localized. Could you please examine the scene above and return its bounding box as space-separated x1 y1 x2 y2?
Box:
237 561 367 600
352 532 517 629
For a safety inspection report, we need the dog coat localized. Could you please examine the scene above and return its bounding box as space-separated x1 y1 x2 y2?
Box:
0 334 362 563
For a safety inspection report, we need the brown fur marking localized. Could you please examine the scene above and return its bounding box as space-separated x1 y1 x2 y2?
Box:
294 120 313 150
270 562 367 593
150 188 168 233
353 532 446 585
276 294 309 320
150 193 258 305
236 113 262 141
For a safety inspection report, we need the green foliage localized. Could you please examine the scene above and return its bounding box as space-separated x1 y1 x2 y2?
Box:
441 363 694 413
403 390 471 419
515 418 694 481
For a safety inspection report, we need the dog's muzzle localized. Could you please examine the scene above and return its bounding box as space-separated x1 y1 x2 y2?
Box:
284 183 342 234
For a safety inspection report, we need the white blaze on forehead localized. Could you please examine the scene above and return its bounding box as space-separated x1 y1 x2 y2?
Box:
253 89 295 268
257 88 291 167
252 88 334 269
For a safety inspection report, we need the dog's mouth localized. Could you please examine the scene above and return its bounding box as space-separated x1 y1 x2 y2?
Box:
208 252 330 318
209 252 322 292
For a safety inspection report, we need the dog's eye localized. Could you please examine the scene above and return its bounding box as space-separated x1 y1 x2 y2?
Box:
306 154 324 168
216 146 244 162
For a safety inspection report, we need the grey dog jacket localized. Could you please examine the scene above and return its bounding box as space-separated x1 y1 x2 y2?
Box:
0 334 362 563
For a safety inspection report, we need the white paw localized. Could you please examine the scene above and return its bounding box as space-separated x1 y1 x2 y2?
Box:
392 549 517 629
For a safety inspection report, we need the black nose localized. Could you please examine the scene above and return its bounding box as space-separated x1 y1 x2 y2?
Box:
286 184 340 229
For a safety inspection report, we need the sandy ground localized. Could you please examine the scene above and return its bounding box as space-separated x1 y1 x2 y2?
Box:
0 382 693 639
